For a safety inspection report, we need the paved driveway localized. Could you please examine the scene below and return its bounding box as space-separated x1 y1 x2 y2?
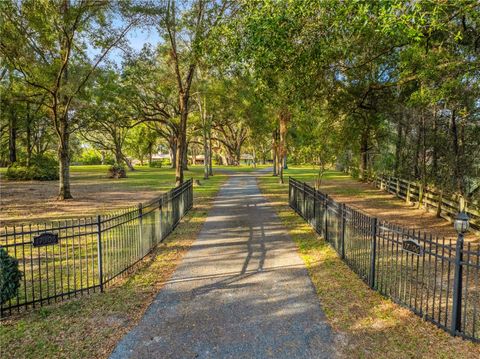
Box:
110 172 335 359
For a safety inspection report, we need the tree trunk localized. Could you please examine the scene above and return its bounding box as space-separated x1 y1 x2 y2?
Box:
278 109 290 184
203 127 209 179
123 155 135 171
277 150 283 183
8 106 17 165
114 144 123 165
394 117 403 177
169 138 177 169
148 143 153 166
26 103 32 167
414 117 421 179
421 111 427 185
431 105 438 180
58 120 72 200
175 99 187 186
359 129 368 180
208 132 213 176
235 147 241 166
272 131 277 176
182 141 189 170
175 137 182 183
57 0 73 200
450 109 464 194
173 95 189 183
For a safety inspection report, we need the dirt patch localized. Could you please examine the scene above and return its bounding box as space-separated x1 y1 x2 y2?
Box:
318 176 478 243
1 174 163 226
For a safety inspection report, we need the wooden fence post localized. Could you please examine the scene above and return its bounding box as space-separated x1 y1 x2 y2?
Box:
406 182 411 205
437 190 443 218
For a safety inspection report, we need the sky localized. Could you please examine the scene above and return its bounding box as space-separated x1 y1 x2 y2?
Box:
127 26 161 52
102 20 162 66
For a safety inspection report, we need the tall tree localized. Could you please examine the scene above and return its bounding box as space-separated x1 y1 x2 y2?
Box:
0 0 140 198
141 0 232 186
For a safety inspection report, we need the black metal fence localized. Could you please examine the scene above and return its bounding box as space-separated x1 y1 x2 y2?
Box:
289 178 480 342
0 179 193 317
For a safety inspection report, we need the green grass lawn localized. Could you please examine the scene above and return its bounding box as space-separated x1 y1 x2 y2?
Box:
70 164 220 191
70 163 269 197
1 163 267 191
257 167 480 358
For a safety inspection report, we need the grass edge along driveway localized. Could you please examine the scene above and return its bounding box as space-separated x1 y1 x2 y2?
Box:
0 173 228 359
257 167 480 359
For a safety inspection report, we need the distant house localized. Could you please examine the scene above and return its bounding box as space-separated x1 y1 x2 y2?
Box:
190 154 205 165
240 154 254 165
152 153 171 161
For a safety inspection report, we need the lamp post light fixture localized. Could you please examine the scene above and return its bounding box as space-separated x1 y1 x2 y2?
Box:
451 211 470 334
454 212 470 235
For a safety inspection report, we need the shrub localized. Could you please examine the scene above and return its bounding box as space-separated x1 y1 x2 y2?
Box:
108 164 126 178
0 248 22 305
149 160 163 168
5 155 59 181
350 167 360 179
78 149 102 165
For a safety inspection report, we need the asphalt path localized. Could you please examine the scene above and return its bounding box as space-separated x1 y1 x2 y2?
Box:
110 172 335 359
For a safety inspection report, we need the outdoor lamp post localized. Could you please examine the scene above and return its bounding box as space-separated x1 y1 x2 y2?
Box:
451 211 470 334
454 212 470 235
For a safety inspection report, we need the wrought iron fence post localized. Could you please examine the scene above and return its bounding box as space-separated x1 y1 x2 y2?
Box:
288 177 291 207
369 217 378 289
96 215 104 292
190 178 194 210
138 203 143 249
324 194 329 241
159 199 164 241
451 233 464 335
312 188 316 231
303 182 306 217
341 203 346 259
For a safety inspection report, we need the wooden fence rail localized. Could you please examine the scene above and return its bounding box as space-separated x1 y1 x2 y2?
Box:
370 175 479 232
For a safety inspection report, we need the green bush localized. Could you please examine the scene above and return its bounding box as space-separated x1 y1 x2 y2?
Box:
0 248 22 305
108 164 126 178
149 160 164 168
350 167 360 179
78 148 102 165
5 155 59 181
